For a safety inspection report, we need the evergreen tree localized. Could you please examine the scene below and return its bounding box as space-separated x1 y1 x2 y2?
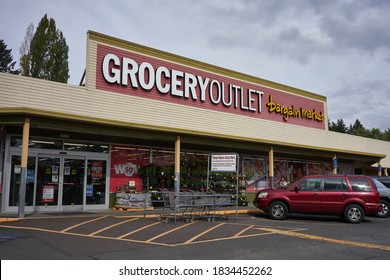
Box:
0 40 19 74
369 128 384 140
19 23 34 76
348 119 364 134
383 129 390 141
28 14 69 83
329 119 348 133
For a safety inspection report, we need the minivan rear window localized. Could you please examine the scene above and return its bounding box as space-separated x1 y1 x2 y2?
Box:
349 178 372 192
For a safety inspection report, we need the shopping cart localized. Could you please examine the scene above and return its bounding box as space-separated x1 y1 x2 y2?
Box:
157 191 235 223
157 191 195 223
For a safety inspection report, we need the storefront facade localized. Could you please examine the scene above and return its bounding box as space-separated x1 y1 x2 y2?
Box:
1 31 389 213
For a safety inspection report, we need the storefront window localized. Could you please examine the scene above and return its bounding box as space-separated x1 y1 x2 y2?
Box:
11 136 63 150
144 149 176 190
243 157 267 192
274 159 288 188
181 152 208 191
64 142 108 153
307 161 324 175
110 145 150 192
9 155 36 206
288 160 306 182
338 163 354 175
10 136 108 153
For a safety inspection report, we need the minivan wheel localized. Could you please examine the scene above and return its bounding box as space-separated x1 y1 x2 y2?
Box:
344 204 365 223
376 200 390 218
269 201 288 220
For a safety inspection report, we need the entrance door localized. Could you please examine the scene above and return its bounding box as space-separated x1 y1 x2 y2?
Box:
62 158 85 210
35 155 85 211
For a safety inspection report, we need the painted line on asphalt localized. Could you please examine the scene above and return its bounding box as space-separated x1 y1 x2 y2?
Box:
179 226 307 246
88 218 139 236
146 221 196 242
117 221 161 239
253 227 390 252
233 225 254 237
183 223 224 244
0 224 176 247
60 215 109 233
0 218 21 223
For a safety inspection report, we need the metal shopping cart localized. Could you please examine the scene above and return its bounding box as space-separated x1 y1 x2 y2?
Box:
157 191 195 223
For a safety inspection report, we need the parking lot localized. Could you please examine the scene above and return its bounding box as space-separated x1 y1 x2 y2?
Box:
1 210 390 259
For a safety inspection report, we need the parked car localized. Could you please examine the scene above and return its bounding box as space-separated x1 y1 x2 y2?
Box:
253 175 381 223
371 177 390 218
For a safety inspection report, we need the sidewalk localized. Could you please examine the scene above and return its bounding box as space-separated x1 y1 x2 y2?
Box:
0 204 259 222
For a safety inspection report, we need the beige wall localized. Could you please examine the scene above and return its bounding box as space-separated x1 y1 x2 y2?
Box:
1 72 390 167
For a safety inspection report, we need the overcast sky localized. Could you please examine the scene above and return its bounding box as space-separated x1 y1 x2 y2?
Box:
1 0 389 130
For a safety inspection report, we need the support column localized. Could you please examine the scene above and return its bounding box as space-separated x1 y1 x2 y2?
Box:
18 118 30 218
332 154 337 175
378 160 382 176
269 146 274 189
174 136 181 193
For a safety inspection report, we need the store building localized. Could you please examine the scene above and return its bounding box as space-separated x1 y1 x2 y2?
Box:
1 31 390 214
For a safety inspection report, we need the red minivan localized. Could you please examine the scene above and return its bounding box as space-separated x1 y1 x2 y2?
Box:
253 175 382 223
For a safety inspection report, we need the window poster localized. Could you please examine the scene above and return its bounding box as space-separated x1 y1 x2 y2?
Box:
42 185 55 203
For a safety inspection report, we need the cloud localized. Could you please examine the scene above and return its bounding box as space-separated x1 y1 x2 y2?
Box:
1 0 389 130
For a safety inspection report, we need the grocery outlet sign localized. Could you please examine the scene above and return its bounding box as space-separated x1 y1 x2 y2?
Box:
96 43 325 129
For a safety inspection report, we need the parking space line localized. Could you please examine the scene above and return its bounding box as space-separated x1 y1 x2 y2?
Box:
60 215 109 233
0 224 176 247
88 218 139 236
146 222 196 242
179 231 275 246
253 227 390 252
183 223 224 244
117 221 161 239
233 225 254 237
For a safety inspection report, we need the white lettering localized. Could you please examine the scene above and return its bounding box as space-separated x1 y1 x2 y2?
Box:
121 57 138 87
222 84 232 107
100 52 269 115
184 73 198 99
138 62 155 90
248 89 256 112
209 80 221 105
156 66 170 94
197 76 209 102
240 88 249 110
102 54 121 84
171 69 184 97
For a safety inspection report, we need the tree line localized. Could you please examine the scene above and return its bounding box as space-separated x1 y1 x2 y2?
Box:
0 14 69 83
329 119 390 141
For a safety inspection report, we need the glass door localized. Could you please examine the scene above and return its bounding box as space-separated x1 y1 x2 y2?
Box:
8 155 36 211
6 151 107 213
35 156 61 211
62 157 85 210
35 156 86 211
85 159 107 209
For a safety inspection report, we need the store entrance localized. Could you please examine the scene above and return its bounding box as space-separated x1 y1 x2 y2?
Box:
7 152 108 213
35 155 85 211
